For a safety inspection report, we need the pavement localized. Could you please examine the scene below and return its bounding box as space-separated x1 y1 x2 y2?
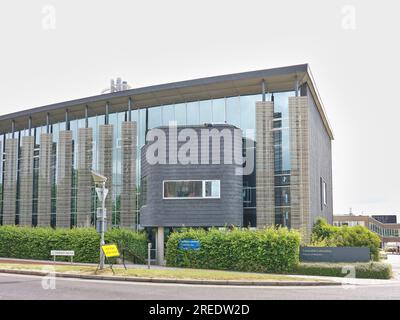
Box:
1 273 400 300
0 255 399 300
387 254 400 279
0 257 339 287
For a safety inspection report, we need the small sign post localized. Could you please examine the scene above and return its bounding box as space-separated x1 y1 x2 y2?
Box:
147 243 152 269
50 250 75 264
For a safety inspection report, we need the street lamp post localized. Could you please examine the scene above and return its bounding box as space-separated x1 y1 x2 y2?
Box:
91 171 108 270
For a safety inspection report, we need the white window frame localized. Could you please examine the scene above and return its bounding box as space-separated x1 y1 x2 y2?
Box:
162 180 221 200
204 180 221 199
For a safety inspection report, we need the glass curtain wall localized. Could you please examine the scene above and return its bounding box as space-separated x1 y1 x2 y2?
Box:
273 91 295 228
0 91 294 229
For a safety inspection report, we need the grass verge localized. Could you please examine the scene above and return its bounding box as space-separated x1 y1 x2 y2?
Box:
0 262 321 282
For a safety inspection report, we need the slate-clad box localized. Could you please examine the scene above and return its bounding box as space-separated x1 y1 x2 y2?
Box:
140 124 243 228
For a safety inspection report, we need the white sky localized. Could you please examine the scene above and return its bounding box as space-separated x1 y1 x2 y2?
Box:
0 0 399 216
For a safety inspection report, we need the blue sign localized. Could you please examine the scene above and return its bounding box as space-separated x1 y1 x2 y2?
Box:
178 239 201 251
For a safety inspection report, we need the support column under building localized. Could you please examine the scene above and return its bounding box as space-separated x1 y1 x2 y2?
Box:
76 127 93 227
255 101 275 228
56 130 73 228
98 124 113 225
2 138 18 225
37 133 53 226
289 96 311 242
19 135 35 226
120 121 137 229
156 227 165 265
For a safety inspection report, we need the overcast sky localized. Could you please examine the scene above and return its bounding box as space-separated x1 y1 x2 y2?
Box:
0 0 399 216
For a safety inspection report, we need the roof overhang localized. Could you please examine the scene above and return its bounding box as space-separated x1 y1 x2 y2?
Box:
0 64 333 139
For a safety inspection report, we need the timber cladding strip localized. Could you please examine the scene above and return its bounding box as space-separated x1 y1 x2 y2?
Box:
56 130 73 228
77 127 93 227
37 133 53 226
255 101 275 227
98 124 114 224
2 138 18 225
19 136 35 226
120 121 137 229
289 96 311 242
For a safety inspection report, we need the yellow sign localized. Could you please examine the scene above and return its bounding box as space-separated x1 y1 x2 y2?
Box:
102 244 120 258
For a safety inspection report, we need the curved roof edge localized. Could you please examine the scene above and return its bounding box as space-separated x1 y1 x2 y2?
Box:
0 64 333 139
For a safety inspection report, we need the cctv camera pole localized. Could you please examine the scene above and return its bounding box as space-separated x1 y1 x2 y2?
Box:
99 180 106 270
92 171 109 271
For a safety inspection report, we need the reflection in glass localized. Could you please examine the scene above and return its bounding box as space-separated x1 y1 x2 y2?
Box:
212 98 225 123
162 104 175 126
226 96 241 128
148 106 162 129
205 180 220 198
199 100 212 124
174 103 187 126
164 181 203 198
186 101 200 125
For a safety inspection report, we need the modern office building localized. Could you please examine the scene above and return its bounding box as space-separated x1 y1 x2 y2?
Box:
334 215 400 246
372 215 397 224
0 64 333 257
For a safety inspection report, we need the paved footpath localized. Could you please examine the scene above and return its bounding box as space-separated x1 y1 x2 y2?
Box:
1 255 400 285
1 272 400 300
0 255 399 300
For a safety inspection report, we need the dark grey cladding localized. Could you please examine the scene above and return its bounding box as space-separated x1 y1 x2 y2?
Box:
19 136 35 226
307 86 333 227
56 130 73 228
140 124 243 227
120 121 137 229
77 127 93 227
2 138 18 225
37 133 53 226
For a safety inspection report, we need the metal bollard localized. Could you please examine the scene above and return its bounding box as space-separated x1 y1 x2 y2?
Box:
147 243 152 269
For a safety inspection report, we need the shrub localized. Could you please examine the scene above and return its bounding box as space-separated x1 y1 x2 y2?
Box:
166 227 301 273
294 262 392 279
311 218 381 261
0 226 147 263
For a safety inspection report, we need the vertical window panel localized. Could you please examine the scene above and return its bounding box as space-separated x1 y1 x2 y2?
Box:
199 100 212 124
212 98 225 123
187 101 200 125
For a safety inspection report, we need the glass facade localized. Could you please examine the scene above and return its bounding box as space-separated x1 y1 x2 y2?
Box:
0 91 294 229
272 91 294 228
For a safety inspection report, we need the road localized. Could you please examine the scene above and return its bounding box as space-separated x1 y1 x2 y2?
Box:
1 273 400 300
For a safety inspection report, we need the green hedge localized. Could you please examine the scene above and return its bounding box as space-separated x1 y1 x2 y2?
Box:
312 218 381 261
166 227 301 273
0 226 147 263
294 262 392 279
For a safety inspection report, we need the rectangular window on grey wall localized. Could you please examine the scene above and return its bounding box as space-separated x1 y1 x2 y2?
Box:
163 180 220 199
321 178 327 209
164 180 203 198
